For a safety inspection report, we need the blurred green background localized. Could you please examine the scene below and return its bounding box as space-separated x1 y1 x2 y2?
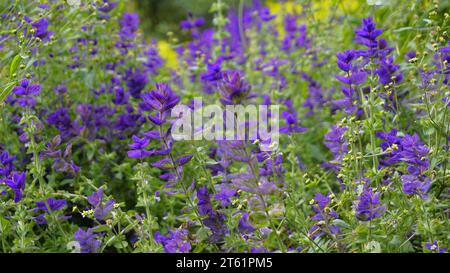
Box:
133 0 240 39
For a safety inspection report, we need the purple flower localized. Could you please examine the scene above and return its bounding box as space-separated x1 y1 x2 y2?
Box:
35 198 67 212
53 83 67 95
119 12 139 37
4 171 26 202
399 134 430 175
0 150 16 177
238 212 255 234
32 18 53 40
125 68 147 99
144 41 164 75
336 71 367 85
97 0 118 13
47 107 79 139
260 58 288 78
376 56 403 85
175 155 193 166
87 189 103 207
180 13 204 30
259 154 284 178
127 135 153 159
74 228 101 253
197 186 228 243
34 198 67 225
88 188 115 221
309 193 340 239
154 229 191 253
354 17 385 58
323 125 348 170
218 71 253 105
140 83 180 113
425 241 447 253
376 129 403 166
334 49 366 113
76 104 114 140
232 174 277 195
258 7 276 21
250 246 269 253
354 187 386 221
38 3 49 9
214 183 237 206
280 14 310 52
116 12 139 53
197 186 214 216
401 175 431 200
406 51 417 60
201 59 223 83
12 79 41 107
336 50 357 72
279 111 308 135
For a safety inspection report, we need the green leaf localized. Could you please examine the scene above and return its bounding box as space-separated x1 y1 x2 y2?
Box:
332 219 351 229
9 54 21 78
0 82 16 104
92 225 109 233
113 240 128 249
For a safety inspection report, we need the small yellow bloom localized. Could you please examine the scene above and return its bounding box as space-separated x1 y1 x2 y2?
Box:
157 40 178 69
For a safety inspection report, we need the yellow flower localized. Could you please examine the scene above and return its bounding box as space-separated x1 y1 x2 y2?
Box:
157 40 178 69
267 0 360 27
267 0 302 38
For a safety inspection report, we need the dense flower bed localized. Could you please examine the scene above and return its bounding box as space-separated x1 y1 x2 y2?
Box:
0 0 448 253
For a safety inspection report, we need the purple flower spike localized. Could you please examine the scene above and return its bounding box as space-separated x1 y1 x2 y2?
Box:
354 187 386 221
74 228 101 253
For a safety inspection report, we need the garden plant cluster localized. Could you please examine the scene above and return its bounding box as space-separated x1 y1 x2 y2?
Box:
0 0 449 253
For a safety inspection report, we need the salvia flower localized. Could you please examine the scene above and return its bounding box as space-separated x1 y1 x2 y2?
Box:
125 68 148 99
119 12 139 37
354 17 385 58
334 50 366 114
376 129 403 166
154 228 191 253
279 111 308 135
4 171 26 202
34 198 67 225
399 133 430 175
97 0 118 14
144 41 164 75
201 59 223 83
309 193 340 239
116 12 139 53
127 135 152 159
258 7 276 22
376 56 403 85
197 186 228 243
140 83 180 122
12 79 41 108
401 175 431 200
74 228 101 253
0 150 16 177
46 107 80 139
87 188 115 221
354 187 386 221
32 18 53 41
238 212 255 234
323 125 348 170
214 183 237 206
218 71 253 105
180 13 204 30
